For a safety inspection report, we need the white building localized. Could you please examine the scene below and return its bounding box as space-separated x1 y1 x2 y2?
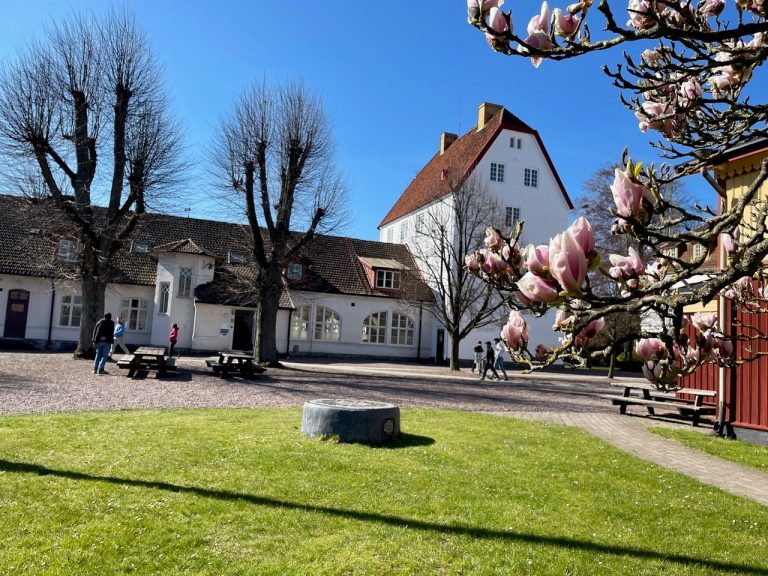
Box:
0 195 436 360
379 103 573 362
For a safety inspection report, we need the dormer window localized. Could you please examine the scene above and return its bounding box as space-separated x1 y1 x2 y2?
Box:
228 250 246 264
375 269 401 289
287 262 303 280
131 240 151 253
57 239 78 262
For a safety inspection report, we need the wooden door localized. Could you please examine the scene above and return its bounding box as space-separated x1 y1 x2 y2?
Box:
4 289 30 338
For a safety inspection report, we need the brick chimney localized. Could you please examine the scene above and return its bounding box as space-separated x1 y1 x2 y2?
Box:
440 132 457 155
477 102 503 131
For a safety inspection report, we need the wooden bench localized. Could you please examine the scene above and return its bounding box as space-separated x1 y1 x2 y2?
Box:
117 349 177 378
206 353 265 378
601 382 716 427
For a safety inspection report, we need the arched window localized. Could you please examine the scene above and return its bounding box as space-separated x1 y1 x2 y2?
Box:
314 306 340 341
291 305 311 340
390 313 414 346
362 312 388 344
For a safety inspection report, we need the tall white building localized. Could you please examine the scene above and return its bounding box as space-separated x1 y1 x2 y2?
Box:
379 103 573 362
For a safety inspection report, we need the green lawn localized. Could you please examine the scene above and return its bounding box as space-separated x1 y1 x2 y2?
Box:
1 408 766 575
652 427 768 473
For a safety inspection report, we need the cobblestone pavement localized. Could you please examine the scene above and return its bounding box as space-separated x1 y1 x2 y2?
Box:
1 352 766 505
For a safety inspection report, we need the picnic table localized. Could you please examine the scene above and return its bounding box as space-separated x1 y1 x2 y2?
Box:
600 381 717 426
116 346 177 378
205 351 266 378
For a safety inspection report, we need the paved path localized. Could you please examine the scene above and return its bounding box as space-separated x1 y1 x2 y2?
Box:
286 359 768 506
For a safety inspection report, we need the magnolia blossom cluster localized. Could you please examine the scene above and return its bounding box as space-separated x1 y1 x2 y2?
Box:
635 312 734 387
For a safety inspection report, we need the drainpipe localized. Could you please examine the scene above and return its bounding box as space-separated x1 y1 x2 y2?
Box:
286 308 293 358
46 280 55 351
416 304 423 361
715 210 728 437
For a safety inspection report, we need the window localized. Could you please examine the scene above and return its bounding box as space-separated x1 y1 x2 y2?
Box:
228 250 246 264
178 267 192 298
415 213 425 234
510 137 522 149
287 262 303 280
375 269 401 289
120 298 148 331
663 247 678 258
524 168 538 188
291 305 311 340
131 240 151 253
505 207 521 228
362 311 415 346
390 313 414 346
693 244 705 260
517 138 522 149
59 294 82 327
490 162 505 182
362 312 388 344
57 239 78 262
400 220 410 243
314 306 341 341
158 282 170 314
385 228 394 243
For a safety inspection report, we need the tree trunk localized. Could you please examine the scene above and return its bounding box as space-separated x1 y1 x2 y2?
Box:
449 332 461 371
607 349 617 379
75 242 107 359
254 268 282 366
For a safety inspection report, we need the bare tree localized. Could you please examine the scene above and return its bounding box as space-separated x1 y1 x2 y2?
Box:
214 80 348 365
0 9 185 356
409 171 507 370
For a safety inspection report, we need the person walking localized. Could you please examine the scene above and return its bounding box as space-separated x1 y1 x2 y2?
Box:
493 337 509 380
481 340 500 381
473 341 484 375
110 317 130 358
169 323 179 357
92 312 115 375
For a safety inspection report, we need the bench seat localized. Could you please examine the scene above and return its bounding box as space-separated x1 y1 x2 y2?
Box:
600 394 716 426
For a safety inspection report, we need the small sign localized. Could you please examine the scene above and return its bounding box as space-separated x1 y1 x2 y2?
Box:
382 418 395 436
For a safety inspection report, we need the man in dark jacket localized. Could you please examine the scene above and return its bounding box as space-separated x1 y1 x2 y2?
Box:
92 313 115 375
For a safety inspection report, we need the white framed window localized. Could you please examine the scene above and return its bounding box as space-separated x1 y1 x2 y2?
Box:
663 247 678 258
131 240 151 253
178 267 192 298
490 162 505 182
400 220 410 243
291 305 311 340
385 228 394 243
314 306 341 341
390 313 415 346
120 298 148 331
505 207 521 228
228 250 246 264
362 311 388 344
524 168 538 188
415 213 425 234
158 282 170 314
693 244 705 260
57 239 78 262
59 294 82 327
287 263 303 280
375 270 401 289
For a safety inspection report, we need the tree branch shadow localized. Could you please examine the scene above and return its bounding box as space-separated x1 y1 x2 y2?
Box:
0 459 764 575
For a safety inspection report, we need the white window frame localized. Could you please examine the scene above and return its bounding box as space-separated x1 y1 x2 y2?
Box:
131 240 151 253
57 239 78 262
524 168 538 188
362 311 388 344
693 244 705 260
314 306 341 342
120 298 149 331
385 228 394 243
490 162 505 182
505 207 521 228
287 263 303 280
400 220 410 243
375 269 401 289
178 267 192 298
158 281 170 314
291 305 311 340
390 313 415 346
59 294 82 327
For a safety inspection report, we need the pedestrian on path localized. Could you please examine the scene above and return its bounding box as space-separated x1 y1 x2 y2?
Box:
481 341 500 381
473 341 484 374
110 317 130 358
493 337 508 380
92 312 115 375
169 323 179 357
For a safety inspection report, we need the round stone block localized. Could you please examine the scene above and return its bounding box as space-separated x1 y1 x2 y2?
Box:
301 398 401 444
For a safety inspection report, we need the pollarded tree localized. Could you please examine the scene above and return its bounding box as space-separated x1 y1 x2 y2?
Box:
0 9 184 356
214 80 348 365
410 170 508 370
466 1 768 389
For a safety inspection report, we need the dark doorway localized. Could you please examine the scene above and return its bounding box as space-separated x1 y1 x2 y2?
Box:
232 309 254 352
436 328 445 365
4 289 30 339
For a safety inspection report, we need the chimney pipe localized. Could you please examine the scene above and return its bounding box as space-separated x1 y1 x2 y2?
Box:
477 102 503 131
440 132 457 155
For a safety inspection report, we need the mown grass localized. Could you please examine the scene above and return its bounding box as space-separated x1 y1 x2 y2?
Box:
652 427 768 472
0 408 766 575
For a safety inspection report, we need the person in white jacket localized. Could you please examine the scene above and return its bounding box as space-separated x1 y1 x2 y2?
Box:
493 338 509 380
110 317 130 358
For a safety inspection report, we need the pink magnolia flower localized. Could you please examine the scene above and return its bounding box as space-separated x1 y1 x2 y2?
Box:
568 217 595 262
517 271 560 303
464 252 482 272
678 77 702 107
481 250 511 275
534 343 549 359
484 227 505 251
610 168 652 219
567 0 593 13
520 31 554 67
645 259 667 282
575 318 605 347
641 48 661 65
527 1 550 35
501 310 529 351
721 229 740 254
553 8 581 37
549 230 588 294
552 308 573 331
691 312 717 333
627 0 655 29
698 0 725 17
525 244 550 276
609 247 645 280
636 338 669 362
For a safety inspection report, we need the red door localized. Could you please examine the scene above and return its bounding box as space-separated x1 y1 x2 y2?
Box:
4 289 30 338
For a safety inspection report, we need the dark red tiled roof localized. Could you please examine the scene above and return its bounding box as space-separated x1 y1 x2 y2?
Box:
379 107 572 227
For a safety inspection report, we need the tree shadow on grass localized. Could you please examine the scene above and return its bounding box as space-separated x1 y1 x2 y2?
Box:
0 459 765 575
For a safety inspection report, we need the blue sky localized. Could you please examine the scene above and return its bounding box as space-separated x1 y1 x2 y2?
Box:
2 1 678 240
